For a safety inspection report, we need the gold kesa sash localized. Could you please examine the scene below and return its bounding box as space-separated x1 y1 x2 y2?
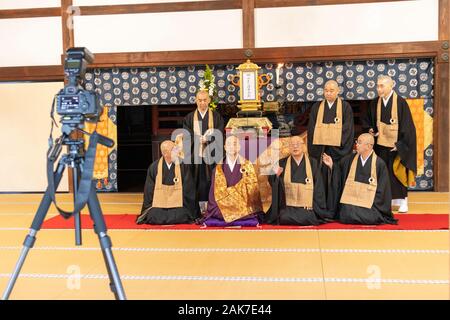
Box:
312 98 343 147
340 153 378 209
376 92 398 148
283 156 314 209
193 109 214 158
214 156 262 222
152 158 183 209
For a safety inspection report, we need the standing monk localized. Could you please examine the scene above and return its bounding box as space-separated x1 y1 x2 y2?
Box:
307 80 354 217
363 75 417 213
182 89 224 214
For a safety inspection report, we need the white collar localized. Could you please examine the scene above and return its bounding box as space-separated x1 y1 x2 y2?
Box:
360 151 373 167
382 91 394 106
165 161 173 170
198 109 208 119
292 156 303 166
226 156 238 172
326 99 336 109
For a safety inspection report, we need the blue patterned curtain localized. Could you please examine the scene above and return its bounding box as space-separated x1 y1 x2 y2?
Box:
84 57 434 192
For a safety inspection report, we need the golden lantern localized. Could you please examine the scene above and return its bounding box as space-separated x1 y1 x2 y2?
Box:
230 59 270 112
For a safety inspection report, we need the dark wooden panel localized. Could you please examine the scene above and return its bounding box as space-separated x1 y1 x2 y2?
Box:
0 7 60 19
436 0 449 191
255 0 409 8
433 60 449 192
87 41 441 68
243 0 255 48
0 65 64 81
78 0 241 16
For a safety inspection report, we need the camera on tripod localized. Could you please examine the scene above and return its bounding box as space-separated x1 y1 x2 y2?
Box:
3 47 126 301
56 47 103 127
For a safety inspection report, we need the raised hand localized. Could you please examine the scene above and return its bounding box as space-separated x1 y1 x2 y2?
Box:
369 128 379 137
275 166 284 177
322 153 333 169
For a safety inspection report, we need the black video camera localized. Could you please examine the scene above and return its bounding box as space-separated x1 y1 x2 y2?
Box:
56 47 103 123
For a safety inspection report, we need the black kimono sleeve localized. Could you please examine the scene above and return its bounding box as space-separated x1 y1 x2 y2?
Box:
373 157 395 218
362 98 378 134
330 101 354 160
307 102 322 159
395 97 417 173
139 161 158 216
309 157 333 219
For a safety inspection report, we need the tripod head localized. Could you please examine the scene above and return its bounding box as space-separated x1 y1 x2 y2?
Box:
50 46 114 164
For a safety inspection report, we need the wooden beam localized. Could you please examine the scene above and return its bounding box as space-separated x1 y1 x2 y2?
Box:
0 41 441 79
0 7 60 19
243 0 255 48
255 0 410 8
0 65 64 82
0 0 414 19
61 0 75 54
78 0 241 16
86 41 441 68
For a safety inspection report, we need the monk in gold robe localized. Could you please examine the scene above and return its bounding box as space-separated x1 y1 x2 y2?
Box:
201 135 263 227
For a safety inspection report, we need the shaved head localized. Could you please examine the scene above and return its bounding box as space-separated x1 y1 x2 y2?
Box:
359 133 374 146
377 75 394 98
160 140 175 153
289 135 305 157
324 80 339 103
290 135 305 145
324 80 339 89
196 89 210 99
355 133 374 157
225 135 239 144
224 135 240 157
196 89 210 113
377 75 394 86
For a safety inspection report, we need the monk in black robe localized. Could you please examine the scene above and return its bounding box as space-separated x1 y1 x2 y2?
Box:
182 90 224 214
323 134 397 225
307 80 354 217
363 75 417 213
267 136 331 225
136 140 196 225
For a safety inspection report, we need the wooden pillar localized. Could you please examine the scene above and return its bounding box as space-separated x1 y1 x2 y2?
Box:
61 0 79 192
242 0 255 48
434 0 449 191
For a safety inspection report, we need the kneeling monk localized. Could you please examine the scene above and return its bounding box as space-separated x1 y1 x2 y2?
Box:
269 136 331 225
136 140 197 225
323 133 397 225
202 135 263 227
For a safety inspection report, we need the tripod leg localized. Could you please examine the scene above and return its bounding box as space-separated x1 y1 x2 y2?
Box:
2 162 66 300
72 164 82 246
87 183 126 300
